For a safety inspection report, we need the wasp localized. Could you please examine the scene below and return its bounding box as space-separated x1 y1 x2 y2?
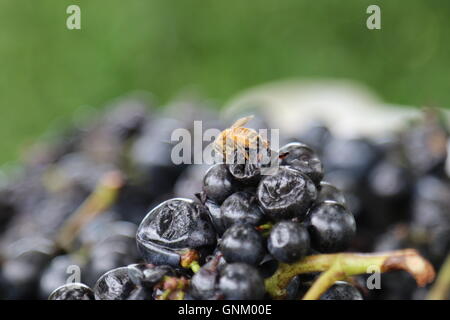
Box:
213 115 270 164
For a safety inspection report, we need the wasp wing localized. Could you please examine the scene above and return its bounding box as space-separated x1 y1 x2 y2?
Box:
230 115 254 128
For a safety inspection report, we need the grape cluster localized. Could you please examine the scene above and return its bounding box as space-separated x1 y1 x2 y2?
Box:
0 95 447 300
51 137 358 300
185 141 356 300
295 112 450 300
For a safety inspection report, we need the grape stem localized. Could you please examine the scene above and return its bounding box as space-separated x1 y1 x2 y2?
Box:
427 253 450 300
256 222 273 237
180 249 201 273
188 261 201 273
157 276 189 300
256 222 273 231
265 249 435 300
55 171 124 252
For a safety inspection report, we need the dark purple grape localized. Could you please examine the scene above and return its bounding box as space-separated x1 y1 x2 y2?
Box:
316 181 346 206
136 198 217 267
48 283 95 300
268 221 310 263
202 164 236 204
94 267 137 300
257 167 317 221
127 264 175 289
279 142 323 185
189 257 221 300
228 163 261 186
286 275 303 300
257 254 279 279
202 199 226 235
306 201 356 253
285 273 319 299
219 224 266 266
218 263 265 300
320 281 363 300
220 192 265 229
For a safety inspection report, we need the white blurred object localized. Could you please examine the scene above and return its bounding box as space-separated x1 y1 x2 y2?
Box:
224 78 450 177
223 79 422 138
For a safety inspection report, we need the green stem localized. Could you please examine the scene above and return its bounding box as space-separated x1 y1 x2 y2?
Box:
158 289 172 300
157 276 189 300
256 222 273 231
427 254 450 300
303 265 342 300
55 171 123 252
180 249 200 272
257 223 274 237
265 249 435 300
189 261 201 273
265 254 333 298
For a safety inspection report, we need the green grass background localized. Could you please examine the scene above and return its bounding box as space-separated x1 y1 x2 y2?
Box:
1 0 450 165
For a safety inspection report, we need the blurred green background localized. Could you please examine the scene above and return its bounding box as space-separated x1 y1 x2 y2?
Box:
1 0 450 165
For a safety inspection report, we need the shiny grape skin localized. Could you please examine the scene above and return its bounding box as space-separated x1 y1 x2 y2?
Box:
203 164 236 204
203 199 227 235
218 263 265 300
306 201 356 253
136 198 217 267
228 163 261 186
94 267 137 300
268 221 310 263
48 283 95 300
279 142 324 186
203 163 236 204
220 192 266 229
316 181 347 206
320 281 363 300
257 167 317 221
189 257 221 300
219 224 266 266
127 264 175 289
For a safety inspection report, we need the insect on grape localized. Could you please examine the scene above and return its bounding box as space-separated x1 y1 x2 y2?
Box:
213 115 270 164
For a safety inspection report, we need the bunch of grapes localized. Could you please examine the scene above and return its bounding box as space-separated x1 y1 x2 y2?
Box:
295 111 450 300
0 96 445 300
